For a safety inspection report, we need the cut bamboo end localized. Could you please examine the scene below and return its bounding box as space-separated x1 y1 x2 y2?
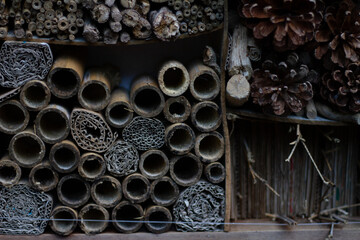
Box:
0 100 29 134
170 153 202 187
205 162 225 184
50 206 78 236
57 174 91 208
130 76 165 117
91 175 122 208
195 131 224 163
163 96 191 123
47 55 84 99
29 162 59 192
0 157 21 187
226 74 250 107
189 62 220 101
191 101 221 132
150 176 179 207
105 88 133 128
165 123 195 155
9 128 46 168
20 80 51 111
78 152 106 181
112 201 144 233
35 104 70 144
79 204 109 234
144 206 172 234
158 60 190 97
139 150 169 180
122 173 150 203
49 140 80 173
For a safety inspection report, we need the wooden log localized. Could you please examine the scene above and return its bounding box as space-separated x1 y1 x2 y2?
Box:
195 131 224 163
132 17 151 39
150 7 180 41
111 5 122 21
226 74 250 107
76 18 84 27
204 162 226 184
92 4 110 23
158 60 190 97
203 45 220 75
139 150 169 180
120 0 136 8
78 152 106 181
0 26 7 38
20 80 51 111
109 20 122 32
112 201 143 233
119 31 130 43
79 204 109 234
49 206 78 236
130 76 165 117
169 153 202 187
163 96 191 123
144 206 172 233
150 176 179 206
103 27 119 44
135 0 150 16
191 101 221 132
0 100 29 134
83 20 100 43
122 173 150 203
91 175 122 208
57 174 91 208
306 99 317 119
315 102 360 125
165 123 195 155
29 161 59 192
105 88 133 128
49 140 80 173
0 156 21 187
121 9 140 27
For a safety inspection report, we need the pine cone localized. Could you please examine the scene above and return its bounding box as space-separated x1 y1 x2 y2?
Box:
240 0 324 51
251 53 314 115
314 0 360 68
320 62 360 113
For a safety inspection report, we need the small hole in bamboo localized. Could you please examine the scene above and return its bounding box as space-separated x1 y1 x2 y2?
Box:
61 178 87 203
115 205 141 229
143 154 166 177
127 179 147 198
39 111 67 140
109 105 131 126
82 83 107 107
169 128 192 152
24 86 47 108
54 147 76 170
0 166 16 182
193 74 217 98
0 104 25 131
134 89 161 113
53 211 75 232
148 211 168 230
173 157 199 182
169 102 185 117
82 209 106 230
199 135 222 159
210 166 223 181
34 168 55 188
82 159 103 178
95 180 118 204
195 106 219 129
163 68 185 92
13 136 41 165
153 181 176 203
51 70 78 93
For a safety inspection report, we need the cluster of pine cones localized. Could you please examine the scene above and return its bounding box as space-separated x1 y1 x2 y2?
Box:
239 0 360 115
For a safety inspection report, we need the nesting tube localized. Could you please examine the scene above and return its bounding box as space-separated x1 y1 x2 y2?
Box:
50 206 78 236
29 162 59 192
205 162 226 184
191 101 222 132
49 140 80 173
91 175 122 208
47 55 84 99
139 150 169 180
9 128 46 168
189 62 220 101
130 76 165 117
163 96 191 123
0 100 29 134
122 173 150 203
158 60 190 97
150 176 179 207
20 80 51 111
0 156 21 187
195 131 224 163
144 206 172 234
170 153 203 187
105 88 133 128
112 201 144 233
165 123 195 155
57 174 91 208
78 68 112 111
79 204 109 234
35 104 70 144
78 152 106 181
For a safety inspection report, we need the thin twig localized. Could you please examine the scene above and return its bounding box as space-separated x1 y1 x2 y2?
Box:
285 124 301 162
320 203 360 215
265 213 297 226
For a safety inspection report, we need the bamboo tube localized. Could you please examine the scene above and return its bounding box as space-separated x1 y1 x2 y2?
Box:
169 153 202 187
165 123 195 155
29 161 59 192
150 176 179 206
158 60 190 97
144 206 172 234
49 140 80 173
78 152 106 181
0 100 29 134
122 173 150 203
191 101 221 132
195 131 224 163
57 174 91 208
79 204 109 234
20 80 51 111
130 76 165 117
188 62 220 101
204 162 225 184
105 88 133 128
0 156 21 187
112 201 143 233
163 96 191 123
49 206 78 236
139 150 169 180
47 55 84 99
9 128 45 168
35 104 70 144
91 175 122 208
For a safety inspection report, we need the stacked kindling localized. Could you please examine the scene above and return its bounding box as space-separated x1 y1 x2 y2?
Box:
0 41 225 235
0 0 224 44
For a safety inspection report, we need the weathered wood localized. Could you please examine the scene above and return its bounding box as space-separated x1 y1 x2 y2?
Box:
91 4 110 23
132 17 151 39
103 27 118 44
315 102 360 125
121 9 140 27
226 74 250 107
120 0 136 8
119 31 131 43
306 100 317 119
150 7 180 41
83 20 100 43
